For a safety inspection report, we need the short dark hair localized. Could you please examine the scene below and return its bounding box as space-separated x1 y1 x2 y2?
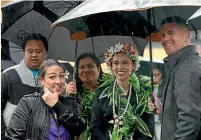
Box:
161 16 189 30
22 33 48 52
39 59 64 78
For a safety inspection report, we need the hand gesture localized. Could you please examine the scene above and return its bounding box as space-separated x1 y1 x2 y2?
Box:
66 81 77 96
42 88 59 107
148 92 162 115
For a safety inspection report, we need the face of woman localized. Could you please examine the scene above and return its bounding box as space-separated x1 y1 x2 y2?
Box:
111 52 135 82
78 57 100 84
40 65 66 95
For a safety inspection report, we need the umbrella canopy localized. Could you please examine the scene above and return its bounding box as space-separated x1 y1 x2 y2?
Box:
1 0 82 61
1 35 149 64
53 11 157 39
188 7 201 21
53 0 201 41
52 0 201 92
1 0 148 62
52 0 158 57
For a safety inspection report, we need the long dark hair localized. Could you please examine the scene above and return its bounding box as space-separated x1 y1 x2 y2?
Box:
74 52 103 93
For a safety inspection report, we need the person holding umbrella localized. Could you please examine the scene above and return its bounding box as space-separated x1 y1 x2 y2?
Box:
66 52 104 140
6 59 86 139
1 33 48 140
90 42 154 140
148 16 201 140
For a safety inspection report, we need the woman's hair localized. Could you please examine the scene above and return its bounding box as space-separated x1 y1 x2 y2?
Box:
39 59 64 78
104 42 140 71
74 52 103 91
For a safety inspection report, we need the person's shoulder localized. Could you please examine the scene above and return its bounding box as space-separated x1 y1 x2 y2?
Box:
1 65 20 80
2 64 20 73
179 54 201 69
22 92 41 100
175 55 201 77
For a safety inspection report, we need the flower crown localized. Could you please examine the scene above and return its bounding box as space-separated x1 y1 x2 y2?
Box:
104 42 140 71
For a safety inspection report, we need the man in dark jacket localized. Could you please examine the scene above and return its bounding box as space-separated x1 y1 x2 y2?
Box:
148 16 201 140
1 33 48 140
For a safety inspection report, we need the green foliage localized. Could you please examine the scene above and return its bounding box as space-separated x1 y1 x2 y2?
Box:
135 115 152 137
100 73 152 140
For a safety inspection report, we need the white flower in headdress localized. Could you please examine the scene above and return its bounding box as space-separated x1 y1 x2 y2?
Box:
104 42 140 71
114 43 124 53
108 46 115 57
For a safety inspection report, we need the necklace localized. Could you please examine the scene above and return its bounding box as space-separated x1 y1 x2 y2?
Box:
111 80 132 125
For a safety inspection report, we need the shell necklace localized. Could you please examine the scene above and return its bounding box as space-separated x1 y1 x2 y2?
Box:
110 80 132 125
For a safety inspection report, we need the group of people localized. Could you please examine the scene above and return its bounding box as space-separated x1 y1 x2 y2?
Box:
1 16 201 140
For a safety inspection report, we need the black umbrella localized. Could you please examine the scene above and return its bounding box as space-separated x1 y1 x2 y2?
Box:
53 11 157 40
52 0 201 92
53 11 157 56
1 0 82 61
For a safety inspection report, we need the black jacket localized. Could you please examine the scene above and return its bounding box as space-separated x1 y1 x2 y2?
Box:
1 60 41 140
6 92 86 140
90 82 154 140
161 45 201 140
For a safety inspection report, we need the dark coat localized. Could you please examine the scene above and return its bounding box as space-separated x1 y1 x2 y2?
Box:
6 92 86 140
161 45 201 140
90 82 154 140
1 60 41 140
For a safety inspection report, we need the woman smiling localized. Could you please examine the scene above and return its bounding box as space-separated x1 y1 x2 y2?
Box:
6 59 86 140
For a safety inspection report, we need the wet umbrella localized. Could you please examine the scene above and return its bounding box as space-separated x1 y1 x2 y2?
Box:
1 0 149 64
52 0 201 92
52 6 158 57
1 0 82 61
188 7 201 22
53 11 157 40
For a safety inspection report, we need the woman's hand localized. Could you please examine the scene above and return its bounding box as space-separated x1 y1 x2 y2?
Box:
148 92 162 115
42 88 59 107
66 81 77 96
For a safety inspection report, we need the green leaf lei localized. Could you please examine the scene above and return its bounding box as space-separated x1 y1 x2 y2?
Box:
78 85 95 140
99 73 152 140
79 73 113 140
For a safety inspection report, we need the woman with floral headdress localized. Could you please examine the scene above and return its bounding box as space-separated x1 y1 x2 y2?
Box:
90 43 154 140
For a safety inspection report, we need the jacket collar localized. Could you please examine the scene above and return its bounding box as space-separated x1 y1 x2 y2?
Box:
163 45 198 72
15 59 41 87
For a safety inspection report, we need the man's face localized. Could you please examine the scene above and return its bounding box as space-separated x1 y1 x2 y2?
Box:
160 23 189 55
24 40 46 69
